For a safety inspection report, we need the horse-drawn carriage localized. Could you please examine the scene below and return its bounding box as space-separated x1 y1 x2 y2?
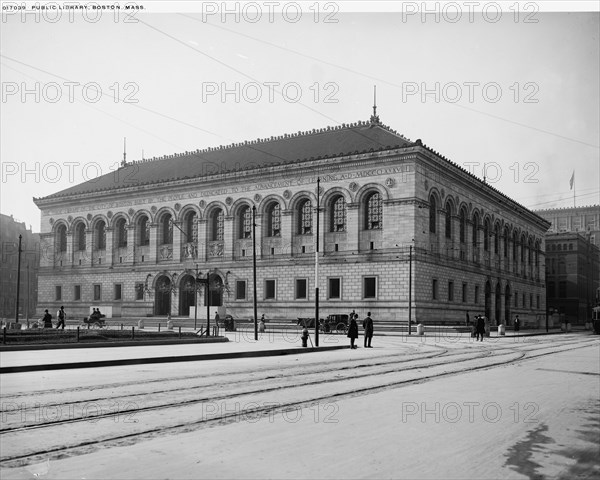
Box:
297 314 349 334
83 311 106 328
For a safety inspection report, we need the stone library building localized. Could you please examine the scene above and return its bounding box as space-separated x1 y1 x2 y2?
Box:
34 113 550 326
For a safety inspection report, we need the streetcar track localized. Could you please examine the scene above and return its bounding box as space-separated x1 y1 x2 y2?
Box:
1 337 594 431
1 337 597 467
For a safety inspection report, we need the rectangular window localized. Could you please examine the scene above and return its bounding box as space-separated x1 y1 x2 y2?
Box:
74 285 81 301
328 277 341 300
55 285 62 301
265 279 276 300
448 281 454 302
94 284 101 301
295 278 308 300
236 280 247 300
536 295 540 309
474 285 479 304
522 293 526 307
462 283 467 303
114 284 122 301
364 276 377 299
515 291 518 308
432 279 438 300
530 294 533 309
135 282 144 300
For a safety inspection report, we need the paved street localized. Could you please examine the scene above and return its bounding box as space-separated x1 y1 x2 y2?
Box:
1 332 598 479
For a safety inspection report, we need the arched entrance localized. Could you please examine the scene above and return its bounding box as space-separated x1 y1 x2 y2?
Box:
179 274 196 316
494 282 501 326
154 275 171 316
484 281 491 320
207 273 224 307
504 284 511 325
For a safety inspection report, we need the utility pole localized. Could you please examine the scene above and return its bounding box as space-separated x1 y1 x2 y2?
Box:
253 205 258 340
315 178 320 347
15 235 22 324
408 244 412 335
194 264 199 330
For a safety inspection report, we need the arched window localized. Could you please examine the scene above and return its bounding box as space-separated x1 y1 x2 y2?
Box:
161 213 172 245
331 196 346 232
494 224 499 254
116 218 127 248
267 203 281 237
240 206 252 239
139 216 150 246
56 224 67 252
298 200 312 235
366 192 382 230
429 196 437 234
483 218 490 251
503 227 509 258
444 202 452 239
520 234 526 262
185 211 198 243
95 221 106 250
211 209 224 241
459 208 466 243
528 238 533 265
513 231 518 260
76 223 86 251
472 213 479 247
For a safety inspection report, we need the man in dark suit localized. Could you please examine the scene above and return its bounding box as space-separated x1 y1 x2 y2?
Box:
363 312 374 348
476 315 486 341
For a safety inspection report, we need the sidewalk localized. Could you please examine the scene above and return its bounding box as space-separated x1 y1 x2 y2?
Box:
0 331 346 374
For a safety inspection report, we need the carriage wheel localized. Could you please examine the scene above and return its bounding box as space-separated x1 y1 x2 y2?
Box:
336 323 347 334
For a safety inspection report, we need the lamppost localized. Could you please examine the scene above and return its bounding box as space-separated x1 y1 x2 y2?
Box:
194 264 201 330
408 243 413 335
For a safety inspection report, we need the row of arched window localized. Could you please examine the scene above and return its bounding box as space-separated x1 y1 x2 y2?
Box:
52 192 384 252
428 194 542 266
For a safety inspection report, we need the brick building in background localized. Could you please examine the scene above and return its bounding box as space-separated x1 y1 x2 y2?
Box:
0 213 40 321
535 205 600 324
33 113 550 326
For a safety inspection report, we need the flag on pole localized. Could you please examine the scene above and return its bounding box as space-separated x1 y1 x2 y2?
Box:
569 171 575 190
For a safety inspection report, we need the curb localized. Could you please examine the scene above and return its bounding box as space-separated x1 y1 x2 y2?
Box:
0 345 347 374
0 337 229 352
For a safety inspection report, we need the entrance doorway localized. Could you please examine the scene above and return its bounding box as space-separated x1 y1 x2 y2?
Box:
179 274 196 316
154 275 171 316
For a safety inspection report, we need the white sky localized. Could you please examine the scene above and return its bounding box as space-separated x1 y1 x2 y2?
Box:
1 1 599 232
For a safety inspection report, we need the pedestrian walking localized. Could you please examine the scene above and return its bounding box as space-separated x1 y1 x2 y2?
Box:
56 306 66 329
347 315 359 349
465 311 470 327
363 312 374 348
42 309 53 328
514 315 520 332
475 315 485 341
259 316 266 333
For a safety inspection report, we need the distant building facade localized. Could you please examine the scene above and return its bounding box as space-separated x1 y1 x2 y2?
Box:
545 233 600 324
34 115 550 325
0 214 40 320
535 205 600 248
